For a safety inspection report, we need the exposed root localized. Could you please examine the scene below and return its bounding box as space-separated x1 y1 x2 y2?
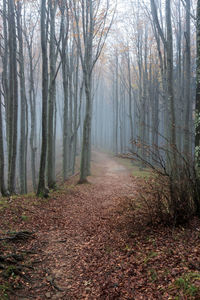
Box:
0 231 34 242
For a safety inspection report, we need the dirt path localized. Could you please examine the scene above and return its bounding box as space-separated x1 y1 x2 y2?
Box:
17 152 135 299
2 151 200 300
39 152 134 299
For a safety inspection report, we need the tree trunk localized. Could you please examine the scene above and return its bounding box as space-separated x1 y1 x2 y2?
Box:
2 0 9 143
166 0 177 170
8 0 18 194
17 1 27 194
79 74 92 183
28 43 37 192
195 0 200 215
59 0 70 181
184 0 191 156
37 0 49 196
47 0 57 189
196 0 200 171
115 53 119 155
127 52 134 147
0 91 8 196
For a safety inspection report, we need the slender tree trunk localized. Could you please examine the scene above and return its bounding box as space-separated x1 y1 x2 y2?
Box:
166 0 177 169
68 51 74 174
28 44 37 192
37 0 49 196
59 0 70 181
0 92 8 196
184 0 191 156
17 1 27 194
176 0 182 153
127 52 134 147
195 0 200 215
2 0 9 143
47 0 57 189
115 53 119 155
62 66 69 180
53 101 57 182
196 0 200 172
8 0 18 194
79 73 92 182
72 54 80 174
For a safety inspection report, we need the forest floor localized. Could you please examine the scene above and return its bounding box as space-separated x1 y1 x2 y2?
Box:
0 151 200 300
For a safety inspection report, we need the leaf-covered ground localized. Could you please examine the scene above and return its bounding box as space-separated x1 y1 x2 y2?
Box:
0 152 200 299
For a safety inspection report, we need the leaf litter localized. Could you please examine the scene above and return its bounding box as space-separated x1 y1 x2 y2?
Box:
0 152 200 299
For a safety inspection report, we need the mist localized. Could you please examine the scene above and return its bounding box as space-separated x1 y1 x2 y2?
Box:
0 0 198 195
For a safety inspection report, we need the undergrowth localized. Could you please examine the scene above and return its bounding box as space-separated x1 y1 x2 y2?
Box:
125 139 200 225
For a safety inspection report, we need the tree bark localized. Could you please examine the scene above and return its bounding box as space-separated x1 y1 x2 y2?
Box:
8 0 18 194
37 0 49 196
196 0 200 172
166 0 177 170
47 0 57 189
17 1 28 194
184 0 191 156
0 91 8 196
195 0 200 215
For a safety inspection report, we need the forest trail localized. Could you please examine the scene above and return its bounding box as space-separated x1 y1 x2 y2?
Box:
35 151 135 299
1 151 200 300
8 151 136 299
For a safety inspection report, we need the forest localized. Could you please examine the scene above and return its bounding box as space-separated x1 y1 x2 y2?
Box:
0 0 200 299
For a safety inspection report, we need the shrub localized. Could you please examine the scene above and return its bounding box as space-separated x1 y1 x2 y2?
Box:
127 139 200 225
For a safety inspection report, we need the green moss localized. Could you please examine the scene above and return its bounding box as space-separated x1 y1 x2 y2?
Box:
114 157 152 178
0 284 11 300
3 265 18 279
125 244 131 251
21 214 29 221
144 251 158 264
0 199 9 210
132 168 151 178
149 269 158 282
67 184 76 190
170 272 200 298
22 192 35 199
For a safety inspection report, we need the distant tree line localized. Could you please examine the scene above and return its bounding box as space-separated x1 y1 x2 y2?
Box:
0 0 113 196
0 0 200 210
91 0 200 221
93 0 195 163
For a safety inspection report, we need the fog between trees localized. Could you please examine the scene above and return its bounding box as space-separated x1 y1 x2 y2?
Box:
0 0 200 199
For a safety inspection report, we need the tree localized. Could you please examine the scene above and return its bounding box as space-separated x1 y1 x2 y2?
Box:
114 51 119 155
196 0 200 174
71 0 114 183
58 0 70 181
183 0 191 155
47 0 58 189
7 0 18 194
0 90 8 196
37 0 49 196
16 1 28 194
23 9 39 192
150 0 177 170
